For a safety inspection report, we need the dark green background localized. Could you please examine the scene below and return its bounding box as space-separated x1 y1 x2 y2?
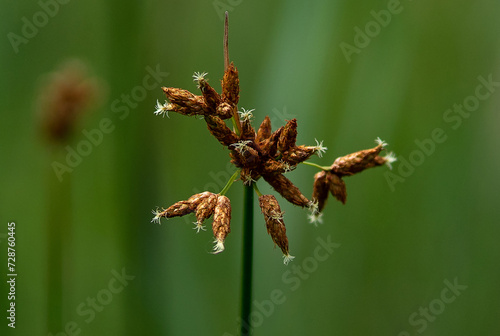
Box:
1 0 499 335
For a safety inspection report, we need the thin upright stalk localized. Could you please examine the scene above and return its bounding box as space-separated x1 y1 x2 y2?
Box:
240 185 254 335
46 149 71 333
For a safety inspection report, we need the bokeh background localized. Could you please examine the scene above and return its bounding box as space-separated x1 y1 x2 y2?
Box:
1 0 500 335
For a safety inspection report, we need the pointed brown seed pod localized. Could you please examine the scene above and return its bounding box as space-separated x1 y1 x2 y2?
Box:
212 195 231 253
330 143 384 176
281 145 316 165
194 193 218 232
198 78 221 111
152 191 213 222
204 115 238 146
240 118 256 141
221 62 239 106
312 171 330 212
260 126 283 158
262 159 293 175
263 173 310 207
259 195 290 258
162 87 209 116
278 118 298 152
256 116 272 143
326 172 347 204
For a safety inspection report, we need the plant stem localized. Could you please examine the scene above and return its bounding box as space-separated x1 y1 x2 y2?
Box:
219 170 240 195
302 161 331 170
46 149 71 333
240 184 254 336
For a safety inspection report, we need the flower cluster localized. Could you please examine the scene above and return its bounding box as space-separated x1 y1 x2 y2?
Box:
151 18 396 264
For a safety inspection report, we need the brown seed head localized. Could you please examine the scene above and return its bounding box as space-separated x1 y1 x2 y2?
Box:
278 119 298 152
256 116 272 143
162 87 209 116
221 62 239 106
312 171 329 212
198 78 221 111
216 102 234 119
259 194 290 258
327 172 347 204
263 173 310 207
330 141 386 176
282 145 316 165
194 193 218 229
212 195 231 253
204 115 238 147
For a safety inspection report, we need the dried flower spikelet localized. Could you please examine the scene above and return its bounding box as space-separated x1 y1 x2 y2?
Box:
151 191 213 223
327 172 347 204
282 145 316 165
39 60 98 143
259 195 291 259
260 126 283 158
240 168 259 186
216 102 234 119
212 195 231 254
239 108 256 140
263 173 310 207
162 87 209 116
330 139 389 176
204 115 238 146
256 116 272 143
312 171 329 212
262 159 294 175
278 119 298 152
221 62 239 106
230 141 260 168
193 193 218 232
194 73 221 111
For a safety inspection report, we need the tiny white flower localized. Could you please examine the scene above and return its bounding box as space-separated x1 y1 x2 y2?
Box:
238 108 255 122
151 208 164 224
154 100 170 118
193 71 208 88
308 212 323 226
375 137 388 148
313 139 327 158
242 173 256 186
280 161 293 173
193 221 206 233
231 140 252 154
283 254 295 265
212 239 225 254
383 151 397 170
270 210 284 224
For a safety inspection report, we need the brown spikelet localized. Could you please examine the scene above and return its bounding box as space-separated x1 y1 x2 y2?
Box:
278 119 298 152
282 145 316 165
155 191 213 220
198 78 221 111
212 195 231 253
260 126 283 158
204 115 238 146
327 172 347 204
256 116 272 143
162 87 209 116
230 144 260 168
194 193 218 224
221 62 239 106
263 173 310 207
330 143 385 176
259 195 290 256
240 118 256 141
216 102 234 119
312 171 329 212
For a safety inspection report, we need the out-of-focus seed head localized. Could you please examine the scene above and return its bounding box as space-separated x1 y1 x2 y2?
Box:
327 172 347 204
312 170 329 213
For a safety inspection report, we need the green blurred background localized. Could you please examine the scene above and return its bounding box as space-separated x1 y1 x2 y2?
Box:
1 0 500 335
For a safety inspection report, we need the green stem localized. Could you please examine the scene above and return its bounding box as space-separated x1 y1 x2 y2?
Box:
302 161 331 171
240 184 254 336
46 148 71 333
219 169 240 195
